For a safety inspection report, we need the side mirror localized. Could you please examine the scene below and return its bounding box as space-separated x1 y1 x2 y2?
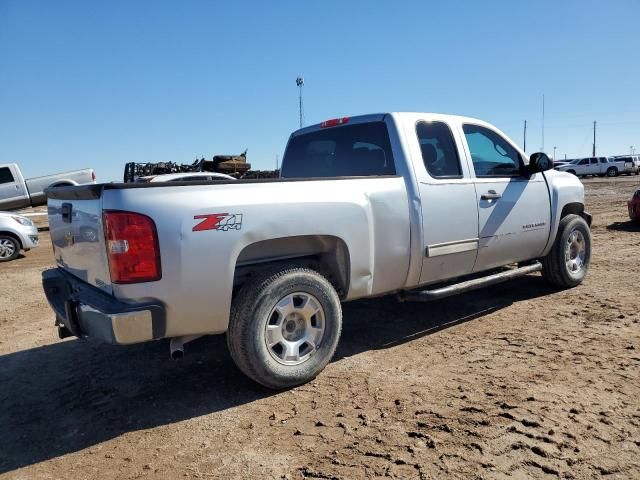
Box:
528 152 553 174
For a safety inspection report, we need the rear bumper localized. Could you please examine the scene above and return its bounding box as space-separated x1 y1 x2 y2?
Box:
42 268 166 344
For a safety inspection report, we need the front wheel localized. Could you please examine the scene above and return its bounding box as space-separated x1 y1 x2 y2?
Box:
541 214 591 288
0 235 20 262
227 266 342 389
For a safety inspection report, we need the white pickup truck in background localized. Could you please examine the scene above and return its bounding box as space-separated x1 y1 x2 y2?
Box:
0 163 96 211
42 112 593 389
554 156 632 177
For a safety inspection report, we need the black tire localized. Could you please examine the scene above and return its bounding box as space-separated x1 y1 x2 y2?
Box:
566 169 576 176
0 234 20 262
541 214 591 288
606 167 617 177
227 266 342 389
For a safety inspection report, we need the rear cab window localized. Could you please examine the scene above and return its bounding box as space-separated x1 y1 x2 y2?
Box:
281 122 396 178
416 121 462 178
0 167 15 184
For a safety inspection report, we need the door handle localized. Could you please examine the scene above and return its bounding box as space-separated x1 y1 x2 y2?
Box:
481 190 502 200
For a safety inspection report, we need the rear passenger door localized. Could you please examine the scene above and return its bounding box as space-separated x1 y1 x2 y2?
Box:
461 124 551 273
414 120 480 285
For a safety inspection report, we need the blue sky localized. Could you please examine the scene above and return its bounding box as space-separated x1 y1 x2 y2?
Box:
1 0 639 181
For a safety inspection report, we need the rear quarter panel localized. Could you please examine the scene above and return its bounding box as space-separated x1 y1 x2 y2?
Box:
105 178 411 337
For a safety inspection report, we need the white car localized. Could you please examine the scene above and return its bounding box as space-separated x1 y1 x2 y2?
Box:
136 172 236 183
0 211 39 262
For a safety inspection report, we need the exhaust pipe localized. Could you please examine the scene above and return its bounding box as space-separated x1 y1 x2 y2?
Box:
169 335 202 360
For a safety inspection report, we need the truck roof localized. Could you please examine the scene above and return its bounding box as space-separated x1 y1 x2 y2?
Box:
292 112 490 137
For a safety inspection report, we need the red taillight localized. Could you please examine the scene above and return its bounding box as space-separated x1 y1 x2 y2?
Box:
91 170 96 181
320 117 350 128
103 211 161 284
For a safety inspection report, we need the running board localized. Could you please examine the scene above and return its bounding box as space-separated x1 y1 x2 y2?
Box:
398 262 543 302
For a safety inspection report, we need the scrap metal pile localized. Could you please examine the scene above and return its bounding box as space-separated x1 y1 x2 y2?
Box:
123 150 279 182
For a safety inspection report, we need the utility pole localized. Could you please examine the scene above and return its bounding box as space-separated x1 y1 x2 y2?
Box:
296 76 304 128
541 94 545 151
276 154 279 170
553 146 557 161
592 121 596 157
523 120 527 152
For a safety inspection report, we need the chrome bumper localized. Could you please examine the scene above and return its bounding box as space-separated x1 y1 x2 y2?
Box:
42 268 166 345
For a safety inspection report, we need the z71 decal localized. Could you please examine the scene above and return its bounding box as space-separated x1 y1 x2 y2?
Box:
193 213 243 232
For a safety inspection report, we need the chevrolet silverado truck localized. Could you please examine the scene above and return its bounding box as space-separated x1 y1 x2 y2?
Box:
42 113 592 389
0 163 96 211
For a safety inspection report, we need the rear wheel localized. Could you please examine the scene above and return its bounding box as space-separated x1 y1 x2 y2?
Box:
606 167 618 177
541 214 591 288
0 235 20 262
227 265 342 389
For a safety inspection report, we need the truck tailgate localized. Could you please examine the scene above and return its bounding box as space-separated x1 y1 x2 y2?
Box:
48 197 112 294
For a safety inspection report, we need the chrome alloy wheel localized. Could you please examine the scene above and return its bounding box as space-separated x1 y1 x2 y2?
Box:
565 229 586 274
0 239 16 259
264 292 325 365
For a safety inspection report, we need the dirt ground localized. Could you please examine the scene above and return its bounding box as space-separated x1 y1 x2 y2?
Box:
1 177 639 479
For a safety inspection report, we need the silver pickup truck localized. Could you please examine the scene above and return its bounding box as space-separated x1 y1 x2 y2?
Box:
0 163 96 211
42 112 592 389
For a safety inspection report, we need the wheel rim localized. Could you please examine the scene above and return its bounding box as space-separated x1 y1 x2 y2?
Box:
565 229 586 274
264 292 325 366
0 239 16 259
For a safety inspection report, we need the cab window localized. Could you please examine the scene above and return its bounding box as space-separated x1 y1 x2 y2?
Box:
416 121 462 178
462 124 522 177
0 167 15 184
281 122 396 178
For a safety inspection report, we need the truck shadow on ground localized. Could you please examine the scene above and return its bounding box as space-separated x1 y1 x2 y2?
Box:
0 275 556 473
606 220 640 232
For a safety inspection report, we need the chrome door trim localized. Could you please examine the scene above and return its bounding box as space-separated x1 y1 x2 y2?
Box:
425 238 479 257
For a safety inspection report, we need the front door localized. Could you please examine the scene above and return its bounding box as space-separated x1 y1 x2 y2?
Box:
0 166 26 210
412 119 479 285
461 124 551 273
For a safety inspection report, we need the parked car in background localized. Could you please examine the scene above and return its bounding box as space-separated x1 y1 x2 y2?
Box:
135 172 236 183
555 157 627 177
42 112 593 389
611 156 640 175
628 188 640 222
553 159 573 167
0 163 96 211
0 211 39 262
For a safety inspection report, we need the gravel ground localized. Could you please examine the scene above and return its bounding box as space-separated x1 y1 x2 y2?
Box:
1 177 639 479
